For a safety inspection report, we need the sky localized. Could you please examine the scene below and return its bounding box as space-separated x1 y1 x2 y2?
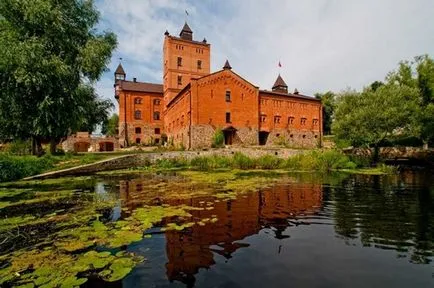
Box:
94 0 434 108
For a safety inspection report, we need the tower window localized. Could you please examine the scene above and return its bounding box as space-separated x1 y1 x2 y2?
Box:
155 128 161 135
226 112 231 123
153 99 160 105
301 118 307 125
225 90 231 102
313 119 319 126
134 110 142 120
260 115 266 123
197 60 202 70
288 117 294 125
177 57 182 67
134 98 142 104
135 127 141 134
153 112 160 120
178 75 182 86
274 116 281 124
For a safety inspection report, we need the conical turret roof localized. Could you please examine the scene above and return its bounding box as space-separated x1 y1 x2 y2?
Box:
272 74 287 89
223 60 232 70
115 63 125 75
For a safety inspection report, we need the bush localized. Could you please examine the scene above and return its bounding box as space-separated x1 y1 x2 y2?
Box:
155 157 188 169
5 140 32 155
211 129 225 148
0 154 56 182
283 150 358 172
189 155 232 171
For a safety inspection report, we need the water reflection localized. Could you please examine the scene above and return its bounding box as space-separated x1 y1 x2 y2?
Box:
114 170 433 286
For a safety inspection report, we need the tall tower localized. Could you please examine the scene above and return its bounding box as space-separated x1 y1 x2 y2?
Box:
163 22 211 107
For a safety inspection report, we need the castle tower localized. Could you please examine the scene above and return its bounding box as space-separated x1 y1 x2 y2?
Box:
272 74 288 93
163 22 211 108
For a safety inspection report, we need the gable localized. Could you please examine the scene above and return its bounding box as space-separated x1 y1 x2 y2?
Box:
196 69 258 95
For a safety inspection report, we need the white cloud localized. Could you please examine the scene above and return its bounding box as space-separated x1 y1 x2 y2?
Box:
95 0 434 103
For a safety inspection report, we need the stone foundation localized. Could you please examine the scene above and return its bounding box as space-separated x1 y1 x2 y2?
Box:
119 122 163 147
62 133 119 152
264 129 320 148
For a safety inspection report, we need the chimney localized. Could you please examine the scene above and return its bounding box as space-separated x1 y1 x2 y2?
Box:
133 78 137 83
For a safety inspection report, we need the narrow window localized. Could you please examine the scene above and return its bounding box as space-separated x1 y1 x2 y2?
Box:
226 112 231 123
274 116 281 124
197 60 202 70
225 90 231 102
135 127 141 134
178 75 182 86
260 115 266 123
153 99 160 105
155 138 160 144
301 118 307 125
155 128 161 135
313 119 318 126
134 110 142 120
288 117 294 125
177 57 182 67
136 138 141 144
153 111 160 120
134 98 141 104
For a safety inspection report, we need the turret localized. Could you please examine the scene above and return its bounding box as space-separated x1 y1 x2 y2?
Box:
272 74 288 93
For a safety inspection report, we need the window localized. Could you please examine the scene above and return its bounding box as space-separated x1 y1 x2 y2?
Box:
135 127 141 134
134 110 142 120
178 75 182 86
155 128 161 135
155 138 160 144
226 112 231 123
301 118 307 125
197 60 202 70
225 90 231 102
135 138 141 144
153 99 160 105
134 98 142 104
177 57 182 67
313 119 319 126
260 115 266 123
288 117 294 125
153 111 160 120
274 116 281 124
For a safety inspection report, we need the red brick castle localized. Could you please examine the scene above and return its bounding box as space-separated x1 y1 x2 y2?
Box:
114 22 322 149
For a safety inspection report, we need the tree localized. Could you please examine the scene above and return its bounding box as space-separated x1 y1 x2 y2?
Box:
387 55 434 148
315 91 336 135
101 114 119 137
332 85 419 163
0 0 117 154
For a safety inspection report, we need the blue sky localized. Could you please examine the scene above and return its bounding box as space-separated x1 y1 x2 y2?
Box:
94 0 434 110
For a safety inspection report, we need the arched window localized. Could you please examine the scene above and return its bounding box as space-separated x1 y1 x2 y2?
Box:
153 111 160 120
134 98 142 104
135 110 142 120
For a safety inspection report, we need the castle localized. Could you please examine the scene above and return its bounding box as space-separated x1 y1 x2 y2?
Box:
114 22 322 149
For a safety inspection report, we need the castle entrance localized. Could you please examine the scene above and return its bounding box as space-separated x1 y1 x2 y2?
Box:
223 126 237 145
259 131 269 145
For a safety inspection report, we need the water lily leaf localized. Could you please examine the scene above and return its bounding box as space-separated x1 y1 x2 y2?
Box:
60 276 87 288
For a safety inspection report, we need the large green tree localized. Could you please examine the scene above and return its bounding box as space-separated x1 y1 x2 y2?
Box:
386 55 434 148
101 113 119 137
315 91 336 135
0 0 117 154
332 84 419 163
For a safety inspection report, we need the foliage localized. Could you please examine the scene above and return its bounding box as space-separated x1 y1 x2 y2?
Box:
4 139 32 155
283 150 357 172
211 128 225 148
315 91 336 135
0 0 117 154
0 154 55 182
101 114 119 136
332 85 419 162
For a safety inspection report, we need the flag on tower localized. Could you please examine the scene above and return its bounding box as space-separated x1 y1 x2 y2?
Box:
185 10 189 16
278 61 282 68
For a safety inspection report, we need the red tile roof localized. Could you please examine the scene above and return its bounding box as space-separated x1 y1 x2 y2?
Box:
119 81 163 94
259 90 320 102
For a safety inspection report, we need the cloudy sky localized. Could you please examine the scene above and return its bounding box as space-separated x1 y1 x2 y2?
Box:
95 0 434 106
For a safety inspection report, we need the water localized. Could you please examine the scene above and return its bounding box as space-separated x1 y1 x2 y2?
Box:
1 170 433 287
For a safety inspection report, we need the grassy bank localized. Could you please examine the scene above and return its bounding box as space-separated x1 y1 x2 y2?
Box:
0 153 110 182
120 150 394 175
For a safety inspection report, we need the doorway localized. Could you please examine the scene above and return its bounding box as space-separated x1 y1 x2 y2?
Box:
259 131 269 145
223 126 237 145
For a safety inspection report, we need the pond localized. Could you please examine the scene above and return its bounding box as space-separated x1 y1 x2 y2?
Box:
0 169 433 287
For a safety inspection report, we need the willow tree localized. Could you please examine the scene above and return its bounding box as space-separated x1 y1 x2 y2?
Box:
0 0 117 154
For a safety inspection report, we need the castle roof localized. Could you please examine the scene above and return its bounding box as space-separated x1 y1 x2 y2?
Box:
272 74 287 89
223 60 232 70
259 89 321 102
115 63 125 75
119 80 163 94
181 22 193 34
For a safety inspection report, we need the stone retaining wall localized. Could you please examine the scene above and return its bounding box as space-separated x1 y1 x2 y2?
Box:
23 147 306 180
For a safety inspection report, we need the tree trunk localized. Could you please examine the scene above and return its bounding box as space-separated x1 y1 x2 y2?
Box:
35 137 44 157
31 136 37 156
372 145 380 166
50 138 57 155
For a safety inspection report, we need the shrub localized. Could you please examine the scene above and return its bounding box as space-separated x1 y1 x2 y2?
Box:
0 154 56 182
5 140 32 155
211 129 225 148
